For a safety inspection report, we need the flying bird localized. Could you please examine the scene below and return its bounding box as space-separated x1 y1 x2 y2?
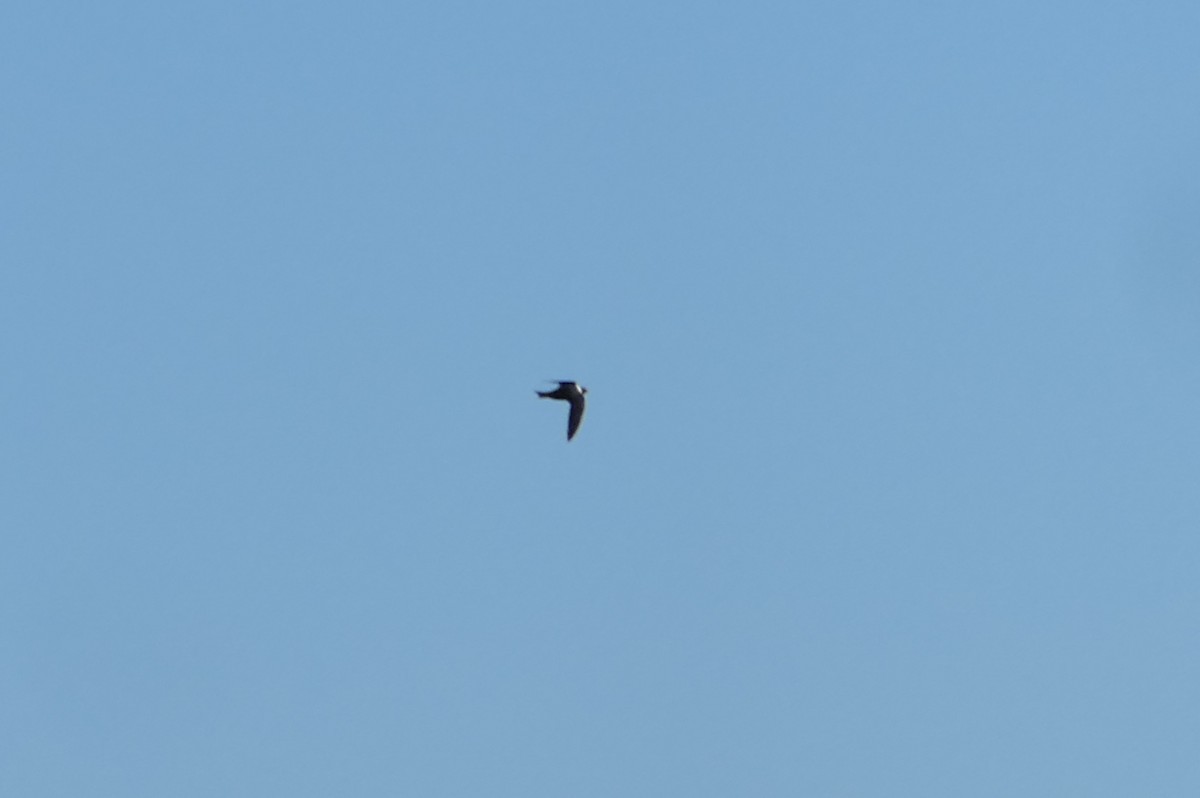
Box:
536 381 588 441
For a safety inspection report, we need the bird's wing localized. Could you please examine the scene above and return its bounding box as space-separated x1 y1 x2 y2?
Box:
567 394 586 440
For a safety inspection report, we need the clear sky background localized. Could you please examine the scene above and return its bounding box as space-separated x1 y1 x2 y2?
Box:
4 2 1200 796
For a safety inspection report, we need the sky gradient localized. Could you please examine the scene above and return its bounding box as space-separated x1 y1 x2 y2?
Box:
4 2 1200 795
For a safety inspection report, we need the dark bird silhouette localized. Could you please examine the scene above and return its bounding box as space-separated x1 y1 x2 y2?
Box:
536 381 588 441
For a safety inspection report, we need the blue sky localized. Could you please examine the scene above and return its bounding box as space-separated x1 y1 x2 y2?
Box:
4 2 1200 795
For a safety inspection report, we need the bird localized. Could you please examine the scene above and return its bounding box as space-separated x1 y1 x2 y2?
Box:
536 381 588 441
